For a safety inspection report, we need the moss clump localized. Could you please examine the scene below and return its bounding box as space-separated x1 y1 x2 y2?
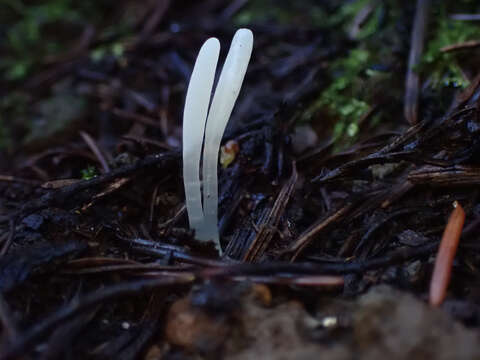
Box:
302 49 372 141
81 165 97 180
423 16 480 89
298 1 402 145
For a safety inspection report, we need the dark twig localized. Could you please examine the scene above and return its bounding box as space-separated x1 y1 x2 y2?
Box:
119 236 229 267
312 151 415 183
244 164 298 262
79 131 110 173
408 165 480 185
404 0 430 125
202 242 439 278
354 208 419 257
289 203 354 260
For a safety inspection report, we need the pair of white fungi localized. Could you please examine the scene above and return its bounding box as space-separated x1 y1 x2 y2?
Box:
182 29 253 254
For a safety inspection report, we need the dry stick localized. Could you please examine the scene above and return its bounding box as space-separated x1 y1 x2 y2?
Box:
229 275 344 287
408 165 480 186
429 201 466 307
79 131 110 173
312 151 415 183
441 39 480 53
289 203 354 261
404 0 430 125
243 164 298 262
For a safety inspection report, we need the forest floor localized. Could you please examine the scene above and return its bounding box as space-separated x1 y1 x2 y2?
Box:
1 1 480 359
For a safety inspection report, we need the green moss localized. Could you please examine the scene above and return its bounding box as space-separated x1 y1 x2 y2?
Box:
2 0 79 80
303 49 372 141
81 165 97 180
422 15 480 89
90 41 125 62
1 0 133 81
297 1 402 146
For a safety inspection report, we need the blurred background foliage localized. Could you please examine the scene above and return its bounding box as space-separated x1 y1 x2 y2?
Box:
1 0 135 80
1 0 480 154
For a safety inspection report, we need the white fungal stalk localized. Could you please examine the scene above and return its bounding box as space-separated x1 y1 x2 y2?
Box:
182 29 253 254
183 38 220 239
202 29 253 248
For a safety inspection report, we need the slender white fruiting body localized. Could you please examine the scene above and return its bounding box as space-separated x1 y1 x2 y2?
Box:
202 29 253 248
182 29 253 254
182 38 220 239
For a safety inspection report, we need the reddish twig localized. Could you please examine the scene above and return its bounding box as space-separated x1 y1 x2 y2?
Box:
429 201 466 307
